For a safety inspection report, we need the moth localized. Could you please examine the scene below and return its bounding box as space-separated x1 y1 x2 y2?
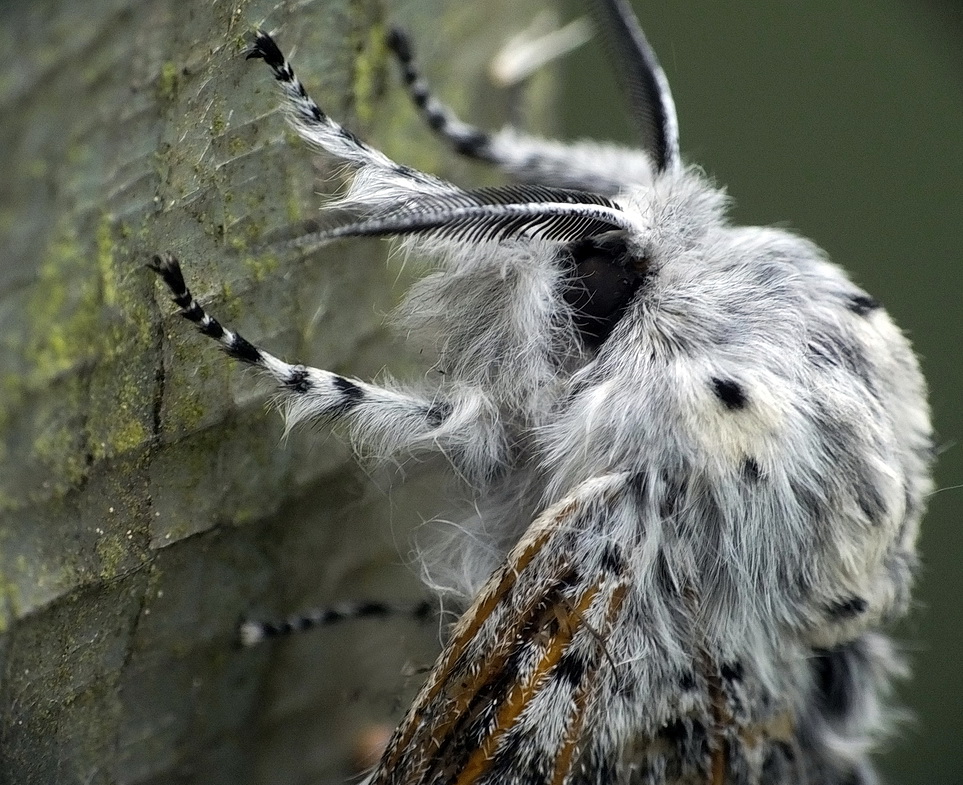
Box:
149 1 933 782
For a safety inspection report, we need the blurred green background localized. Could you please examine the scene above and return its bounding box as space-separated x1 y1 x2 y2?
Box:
560 1 962 782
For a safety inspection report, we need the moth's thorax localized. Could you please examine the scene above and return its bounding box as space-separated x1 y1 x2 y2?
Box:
527 194 930 653
398 167 931 657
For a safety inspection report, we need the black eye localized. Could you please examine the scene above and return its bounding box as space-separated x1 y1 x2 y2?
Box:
561 237 648 347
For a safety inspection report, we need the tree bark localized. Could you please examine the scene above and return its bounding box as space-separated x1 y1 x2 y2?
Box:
0 1 559 782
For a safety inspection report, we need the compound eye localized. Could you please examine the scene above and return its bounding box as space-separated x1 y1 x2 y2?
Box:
562 238 647 347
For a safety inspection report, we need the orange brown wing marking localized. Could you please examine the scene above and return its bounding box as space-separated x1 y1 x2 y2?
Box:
700 650 733 785
454 581 603 785
373 483 633 785
416 570 579 762
549 581 628 785
379 519 562 775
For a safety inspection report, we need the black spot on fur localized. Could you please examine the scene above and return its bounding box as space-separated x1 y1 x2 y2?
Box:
385 27 413 62
600 543 625 574
148 253 186 293
659 719 688 744
711 377 747 410
332 376 363 406
196 313 223 337
225 334 261 365
846 293 881 316
172 290 193 309
678 671 697 690
554 651 586 687
177 289 204 312
743 457 761 482
825 596 868 620
721 661 744 683
453 129 490 156
413 600 433 621
284 367 310 394
426 401 451 427
354 601 390 617
410 84 428 105
245 31 285 68
555 568 581 592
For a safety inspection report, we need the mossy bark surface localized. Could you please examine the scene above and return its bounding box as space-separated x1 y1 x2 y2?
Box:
0 1 558 782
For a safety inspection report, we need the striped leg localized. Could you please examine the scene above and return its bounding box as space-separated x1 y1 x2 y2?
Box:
244 30 638 248
240 600 434 646
386 28 657 194
148 254 450 434
245 31 454 208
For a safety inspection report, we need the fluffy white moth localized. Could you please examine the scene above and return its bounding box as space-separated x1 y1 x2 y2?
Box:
149 1 932 783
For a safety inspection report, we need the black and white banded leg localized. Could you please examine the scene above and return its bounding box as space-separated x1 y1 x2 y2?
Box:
240 600 434 646
386 27 657 195
148 254 451 434
245 30 639 248
245 30 451 206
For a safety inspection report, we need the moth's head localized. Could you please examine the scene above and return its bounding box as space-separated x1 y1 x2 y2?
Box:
559 167 733 350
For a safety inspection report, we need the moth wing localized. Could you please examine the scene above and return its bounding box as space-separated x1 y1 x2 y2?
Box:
372 483 631 785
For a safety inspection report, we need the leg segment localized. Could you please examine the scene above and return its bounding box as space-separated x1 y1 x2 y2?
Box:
246 31 453 206
150 254 513 481
386 28 657 194
240 599 433 646
149 254 445 430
